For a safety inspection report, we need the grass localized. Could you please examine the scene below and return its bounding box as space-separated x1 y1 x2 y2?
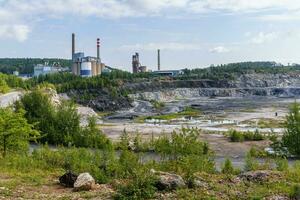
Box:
241 118 285 129
1 127 300 199
257 118 285 128
135 106 201 123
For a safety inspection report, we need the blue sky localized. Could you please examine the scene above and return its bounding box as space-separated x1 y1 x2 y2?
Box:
1 0 300 71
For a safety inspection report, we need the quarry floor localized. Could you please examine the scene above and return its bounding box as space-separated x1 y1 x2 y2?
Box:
100 96 300 168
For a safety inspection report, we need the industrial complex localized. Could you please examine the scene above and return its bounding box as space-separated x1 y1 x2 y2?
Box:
71 33 105 77
13 33 183 78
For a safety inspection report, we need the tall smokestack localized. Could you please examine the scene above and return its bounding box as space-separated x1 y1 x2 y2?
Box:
97 38 100 63
72 33 75 61
157 49 160 71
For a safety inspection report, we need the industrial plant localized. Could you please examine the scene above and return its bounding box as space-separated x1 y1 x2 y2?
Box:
71 33 105 77
132 52 148 73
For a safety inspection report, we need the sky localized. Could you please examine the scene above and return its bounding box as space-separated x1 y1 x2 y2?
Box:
1 0 300 71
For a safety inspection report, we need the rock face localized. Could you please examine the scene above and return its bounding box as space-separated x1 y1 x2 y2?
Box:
128 73 300 102
59 172 78 188
239 170 280 182
151 169 186 190
74 173 95 191
67 89 132 112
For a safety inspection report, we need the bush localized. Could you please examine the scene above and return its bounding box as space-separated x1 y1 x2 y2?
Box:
244 152 259 171
290 184 300 200
276 158 289 171
229 129 264 142
114 169 157 200
283 102 300 156
229 130 244 142
222 158 234 174
154 128 207 159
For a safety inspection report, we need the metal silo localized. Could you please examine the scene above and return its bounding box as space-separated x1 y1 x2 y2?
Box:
80 61 92 77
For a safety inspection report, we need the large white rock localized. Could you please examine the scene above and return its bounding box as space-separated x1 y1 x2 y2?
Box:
74 173 95 191
151 169 186 190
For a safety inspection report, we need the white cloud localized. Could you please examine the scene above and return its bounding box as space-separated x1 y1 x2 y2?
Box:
119 42 201 51
250 32 279 44
1 0 300 42
0 25 30 42
209 46 230 53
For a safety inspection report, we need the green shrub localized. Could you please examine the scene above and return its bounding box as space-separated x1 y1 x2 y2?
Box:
118 150 140 178
290 184 300 199
0 79 10 93
229 129 264 142
229 130 244 142
244 152 259 171
276 158 289 171
249 147 267 158
114 169 157 200
222 158 234 174
154 128 207 159
283 102 300 156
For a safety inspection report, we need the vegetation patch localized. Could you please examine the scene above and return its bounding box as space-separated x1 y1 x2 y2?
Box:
135 106 201 123
228 129 265 142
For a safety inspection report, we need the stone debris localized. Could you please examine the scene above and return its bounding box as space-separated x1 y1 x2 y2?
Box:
239 170 280 182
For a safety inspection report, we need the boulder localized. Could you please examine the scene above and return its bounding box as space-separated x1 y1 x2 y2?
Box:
59 171 78 188
188 177 209 189
151 169 185 190
74 173 95 191
239 170 280 182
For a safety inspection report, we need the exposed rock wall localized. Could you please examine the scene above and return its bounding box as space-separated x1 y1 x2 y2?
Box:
128 73 300 102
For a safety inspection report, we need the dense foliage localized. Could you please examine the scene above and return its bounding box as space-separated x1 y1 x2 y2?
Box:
283 102 300 156
17 89 111 148
180 62 300 80
0 107 39 157
228 129 265 142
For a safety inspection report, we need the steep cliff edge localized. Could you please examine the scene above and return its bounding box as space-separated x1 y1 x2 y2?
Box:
128 73 300 102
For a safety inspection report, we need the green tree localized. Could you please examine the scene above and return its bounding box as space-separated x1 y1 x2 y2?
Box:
0 108 39 157
0 79 9 93
54 101 81 145
18 89 56 143
283 102 300 156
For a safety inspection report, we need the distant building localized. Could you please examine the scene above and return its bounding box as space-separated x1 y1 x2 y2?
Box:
33 64 61 77
132 52 147 73
13 71 19 76
152 70 183 77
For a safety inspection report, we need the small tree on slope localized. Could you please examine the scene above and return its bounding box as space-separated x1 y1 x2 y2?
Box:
283 102 300 157
0 107 39 157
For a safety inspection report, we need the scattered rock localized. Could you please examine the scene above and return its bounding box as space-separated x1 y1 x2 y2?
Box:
239 170 280 182
188 176 209 188
59 171 78 188
74 172 95 191
151 169 185 190
265 195 289 200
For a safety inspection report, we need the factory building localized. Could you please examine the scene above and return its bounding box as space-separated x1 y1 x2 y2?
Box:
33 63 63 77
132 52 148 73
71 33 105 77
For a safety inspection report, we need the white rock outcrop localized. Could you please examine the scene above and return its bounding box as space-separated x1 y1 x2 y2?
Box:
74 173 95 191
